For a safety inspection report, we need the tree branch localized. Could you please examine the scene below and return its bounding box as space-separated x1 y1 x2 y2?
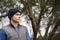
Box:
20 0 37 40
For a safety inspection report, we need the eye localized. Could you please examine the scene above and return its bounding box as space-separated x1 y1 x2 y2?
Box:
16 14 19 15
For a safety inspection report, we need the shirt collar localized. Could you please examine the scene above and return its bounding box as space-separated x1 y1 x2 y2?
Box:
10 23 20 29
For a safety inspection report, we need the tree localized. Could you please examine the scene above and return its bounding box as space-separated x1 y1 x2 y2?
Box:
20 0 60 40
52 32 60 40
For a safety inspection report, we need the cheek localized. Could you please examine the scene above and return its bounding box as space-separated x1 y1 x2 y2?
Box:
15 16 20 20
14 17 18 20
12 15 20 21
12 16 17 20
12 17 16 21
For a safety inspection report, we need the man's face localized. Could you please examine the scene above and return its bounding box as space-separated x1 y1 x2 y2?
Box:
11 12 21 23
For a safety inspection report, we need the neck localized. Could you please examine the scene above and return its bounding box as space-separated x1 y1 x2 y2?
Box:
10 20 19 27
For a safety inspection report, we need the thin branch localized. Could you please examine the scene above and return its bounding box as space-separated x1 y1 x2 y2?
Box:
36 0 50 33
46 21 59 40
43 8 54 40
20 0 37 38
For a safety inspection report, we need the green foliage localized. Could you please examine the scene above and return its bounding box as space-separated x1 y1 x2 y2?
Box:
21 6 27 15
52 32 60 40
30 0 39 6
37 36 43 40
2 0 16 7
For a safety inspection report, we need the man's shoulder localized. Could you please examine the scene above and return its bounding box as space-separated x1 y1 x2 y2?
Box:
0 29 5 34
3 24 10 28
0 29 3 32
2 24 10 30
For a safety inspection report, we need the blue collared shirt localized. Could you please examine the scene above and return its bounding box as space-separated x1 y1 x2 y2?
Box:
0 27 30 40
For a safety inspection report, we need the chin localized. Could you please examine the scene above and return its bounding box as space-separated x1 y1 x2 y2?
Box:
14 20 19 23
16 21 19 23
17 20 19 22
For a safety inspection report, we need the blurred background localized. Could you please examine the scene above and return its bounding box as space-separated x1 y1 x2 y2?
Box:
0 0 60 40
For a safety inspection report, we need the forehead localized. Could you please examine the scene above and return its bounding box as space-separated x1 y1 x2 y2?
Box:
15 12 21 14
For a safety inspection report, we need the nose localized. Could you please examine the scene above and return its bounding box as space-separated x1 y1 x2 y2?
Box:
18 16 21 19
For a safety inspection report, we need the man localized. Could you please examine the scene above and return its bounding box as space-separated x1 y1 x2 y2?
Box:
0 8 30 40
